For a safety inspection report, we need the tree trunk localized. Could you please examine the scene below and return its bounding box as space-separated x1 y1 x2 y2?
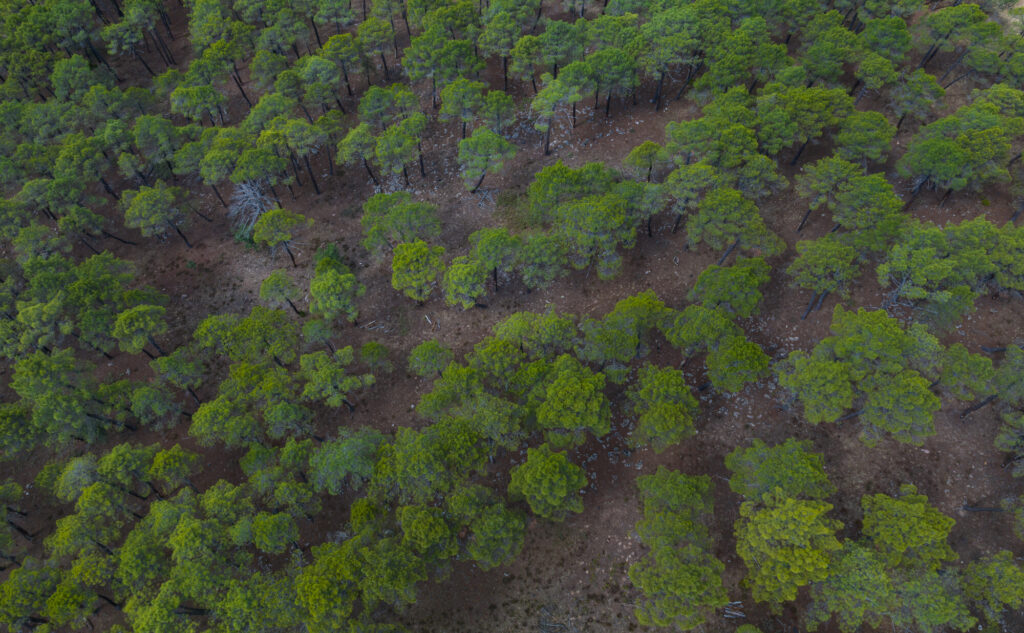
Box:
796 206 814 232
605 93 612 117
543 124 552 155
363 158 380 185
470 170 487 193
341 63 354 96
790 140 808 165
716 238 740 265
310 18 322 47
961 394 996 419
168 221 191 247
304 156 321 194
1009 203 1023 224
939 48 969 83
283 242 297 267
80 236 101 254
232 72 252 107
147 335 165 356
801 293 818 320
210 184 228 208
286 298 304 316
134 50 156 77
99 177 116 197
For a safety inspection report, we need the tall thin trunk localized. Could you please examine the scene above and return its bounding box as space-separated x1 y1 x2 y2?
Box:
210 184 228 208
80 236 101 254
304 156 320 194
716 238 740 265
471 170 487 193
801 292 818 320
796 206 814 231
310 19 323 47
341 63 354 96
168 221 192 248
363 158 380 185
961 394 996 419
283 242 297 267
790 140 808 165
814 290 829 311
102 229 137 245
232 73 252 107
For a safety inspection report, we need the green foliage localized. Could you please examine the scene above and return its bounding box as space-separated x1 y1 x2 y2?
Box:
735 490 842 609
309 428 386 495
788 237 859 297
996 412 1024 478
861 484 956 571
688 257 770 318
877 217 1009 330
309 259 365 326
492 309 577 359
249 512 298 554
508 443 586 521
391 240 446 304
457 127 516 191
112 304 167 355
962 550 1024 626
361 192 440 258
517 233 569 290
443 256 488 309
555 191 640 280
835 110 896 166
806 543 893 633
629 467 726 631
725 438 835 501
121 181 188 243
626 364 698 453
890 569 975 633
259 269 301 314
776 307 943 445
705 335 770 393
535 354 611 448
252 208 310 264
300 348 374 409
408 340 454 378
687 187 784 259
898 100 1022 193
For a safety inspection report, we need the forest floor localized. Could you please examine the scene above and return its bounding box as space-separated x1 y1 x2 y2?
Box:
13 7 1024 631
